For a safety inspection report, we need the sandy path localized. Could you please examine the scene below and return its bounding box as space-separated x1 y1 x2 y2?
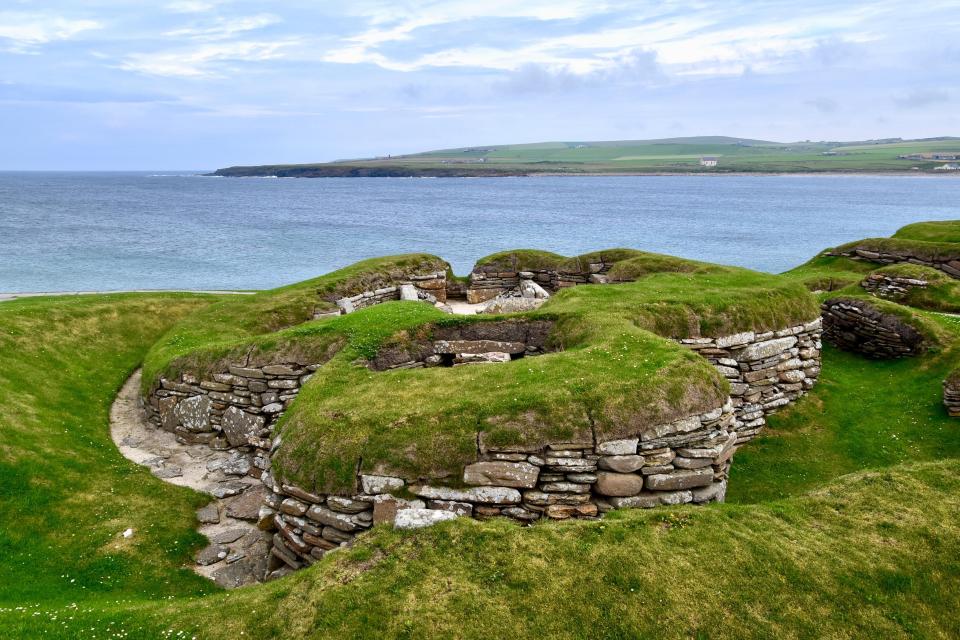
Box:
111 371 271 587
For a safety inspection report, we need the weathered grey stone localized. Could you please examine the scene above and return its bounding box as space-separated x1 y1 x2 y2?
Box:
480 297 546 314
641 415 702 441
371 495 424 525
360 474 405 494
394 508 458 529
672 456 713 470
211 528 247 544
608 493 660 509
196 503 220 524
715 331 755 348
412 485 521 505
645 468 714 491
657 490 693 505
691 481 727 503
173 395 212 432
463 461 539 488
740 337 797 361
594 471 644 497
279 498 308 516
429 500 474 516
434 339 526 355
595 438 638 455
262 364 300 376
306 505 363 532
399 284 419 301
229 366 265 378
220 406 265 448
540 482 591 493
196 544 229 566
597 454 645 473
326 496 370 514
211 481 248 498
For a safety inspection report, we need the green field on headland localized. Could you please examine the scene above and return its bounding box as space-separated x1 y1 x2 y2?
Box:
4 224 960 638
212 135 960 177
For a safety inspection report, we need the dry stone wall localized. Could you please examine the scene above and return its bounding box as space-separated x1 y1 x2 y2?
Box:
861 273 928 300
142 313 822 581
143 322 821 580
943 377 960 417
826 246 960 278
144 362 320 477
334 271 447 314
466 261 614 303
821 298 926 358
261 399 737 577
679 319 822 443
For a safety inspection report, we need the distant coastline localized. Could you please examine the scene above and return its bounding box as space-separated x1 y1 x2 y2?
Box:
208 167 960 178
210 134 960 178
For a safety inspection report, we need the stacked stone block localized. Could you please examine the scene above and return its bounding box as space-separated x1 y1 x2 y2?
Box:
335 271 447 313
143 318 822 581
943 377 960 417
826 247 960 278
679 319 822 443
466 261 614 303
860 273 928 300
144 362 319 475
821 298 926 358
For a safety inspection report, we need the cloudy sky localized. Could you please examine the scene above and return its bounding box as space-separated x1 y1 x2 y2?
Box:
1 1 957 169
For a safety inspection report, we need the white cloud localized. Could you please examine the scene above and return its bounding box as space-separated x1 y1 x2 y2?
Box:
0 12 101 52
119 39 298 78
164 1 227 13
164 14 281 41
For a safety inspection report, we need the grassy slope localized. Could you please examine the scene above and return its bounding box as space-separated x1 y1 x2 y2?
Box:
141 249 816 492
142 253 449 388
1 278 960 637
214 137 960 176
274 260 816 492
0 294 220 636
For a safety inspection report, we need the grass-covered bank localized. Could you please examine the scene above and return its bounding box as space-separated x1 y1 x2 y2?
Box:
141 460 960 638
3 244 960 638
0 294 222 634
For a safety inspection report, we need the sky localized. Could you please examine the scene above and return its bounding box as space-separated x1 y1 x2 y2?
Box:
0 1 957 170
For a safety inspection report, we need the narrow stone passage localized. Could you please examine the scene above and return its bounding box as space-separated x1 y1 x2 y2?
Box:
111 370 270 588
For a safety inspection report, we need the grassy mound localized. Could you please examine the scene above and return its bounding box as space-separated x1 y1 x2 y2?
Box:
784 254 876 291
893 220 960 244
139 249 816 492
142 254 449 388
3 287 960 638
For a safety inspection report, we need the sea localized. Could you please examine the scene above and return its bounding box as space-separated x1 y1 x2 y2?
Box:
2 172 960 293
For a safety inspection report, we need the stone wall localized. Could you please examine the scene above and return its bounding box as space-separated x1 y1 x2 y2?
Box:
861 273 928 300
260 399 737 577
142 317 822 581
144 362 319 476
821 298 926 358
335 271 447 314
679 319 822 443
826 246 960 278
466 261 613 303
943 377 960 417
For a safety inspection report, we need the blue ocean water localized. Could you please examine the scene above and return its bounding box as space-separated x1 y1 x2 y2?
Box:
2 172 960 292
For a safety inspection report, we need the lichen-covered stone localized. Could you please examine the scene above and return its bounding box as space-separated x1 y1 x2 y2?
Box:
463 461 539 488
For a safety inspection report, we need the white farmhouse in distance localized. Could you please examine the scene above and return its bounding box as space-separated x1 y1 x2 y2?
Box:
699 156 719 167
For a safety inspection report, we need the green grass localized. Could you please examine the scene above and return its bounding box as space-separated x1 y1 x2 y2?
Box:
0 293 221 636
895 220 960 244
3 280 960 638
141 253 449 389
140 249 817 493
